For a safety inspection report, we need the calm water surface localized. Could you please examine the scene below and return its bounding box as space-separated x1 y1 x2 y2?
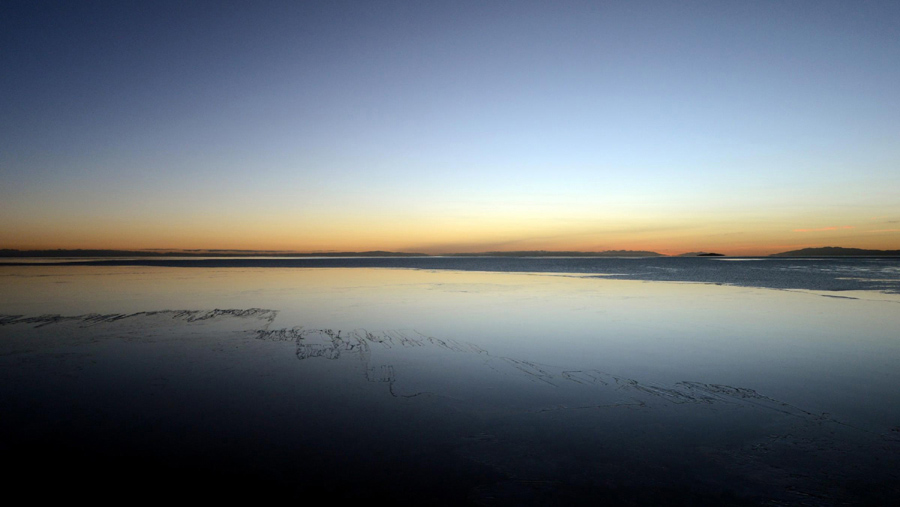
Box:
2 260 899 504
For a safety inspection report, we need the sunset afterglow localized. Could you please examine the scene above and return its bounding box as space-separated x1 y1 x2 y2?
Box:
3 1 899 255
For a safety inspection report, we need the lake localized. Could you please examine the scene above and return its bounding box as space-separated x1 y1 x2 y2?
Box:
2 258 899 504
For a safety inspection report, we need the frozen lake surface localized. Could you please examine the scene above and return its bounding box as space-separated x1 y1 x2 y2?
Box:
2 260 899 504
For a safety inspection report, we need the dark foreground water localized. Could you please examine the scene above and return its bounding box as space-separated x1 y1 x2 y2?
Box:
1 260 899 504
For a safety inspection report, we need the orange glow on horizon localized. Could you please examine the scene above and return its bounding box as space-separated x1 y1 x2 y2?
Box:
3 207 899 257
792 226 855 232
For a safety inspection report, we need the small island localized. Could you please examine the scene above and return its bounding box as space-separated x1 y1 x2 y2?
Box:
677 252 725 257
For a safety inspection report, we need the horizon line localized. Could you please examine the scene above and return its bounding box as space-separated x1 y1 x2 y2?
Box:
3 246 900 258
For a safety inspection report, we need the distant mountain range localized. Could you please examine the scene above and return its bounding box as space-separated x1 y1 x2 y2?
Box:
445 250 664 257
0 249 428 258
769 247 900 257
3 247 899 258
0 249 664 258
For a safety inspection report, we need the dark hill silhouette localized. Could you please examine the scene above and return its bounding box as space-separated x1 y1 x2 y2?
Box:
0 249 428 258
1 249 665 258
771 247 900 257
446 250 664 257
677 252 725 257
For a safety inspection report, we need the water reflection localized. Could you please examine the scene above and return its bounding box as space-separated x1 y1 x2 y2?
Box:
1 266 899 503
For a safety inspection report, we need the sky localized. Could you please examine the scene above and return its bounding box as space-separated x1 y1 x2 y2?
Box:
2 0 899 255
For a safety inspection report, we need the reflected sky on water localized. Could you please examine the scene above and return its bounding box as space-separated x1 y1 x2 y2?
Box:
2 265 899 503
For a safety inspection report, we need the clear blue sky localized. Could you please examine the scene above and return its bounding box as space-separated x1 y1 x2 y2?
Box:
2 0 899 254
